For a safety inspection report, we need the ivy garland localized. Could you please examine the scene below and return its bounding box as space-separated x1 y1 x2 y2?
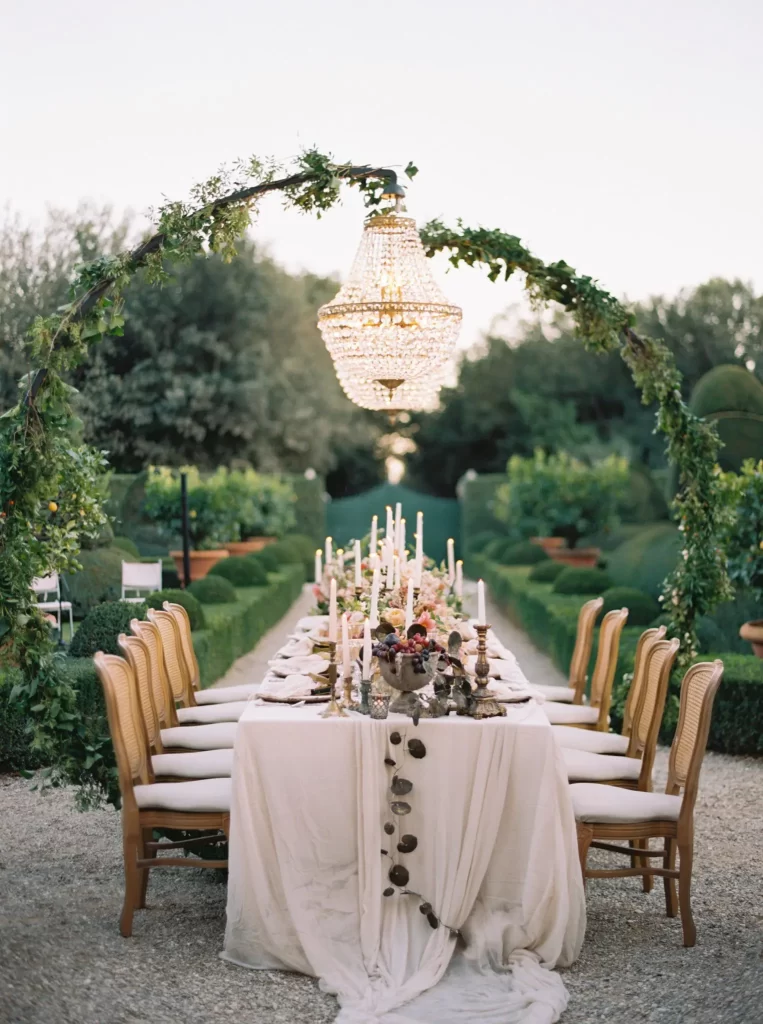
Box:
0 151 729 805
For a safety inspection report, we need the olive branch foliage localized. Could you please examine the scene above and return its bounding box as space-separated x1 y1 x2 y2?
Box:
0 150 729 805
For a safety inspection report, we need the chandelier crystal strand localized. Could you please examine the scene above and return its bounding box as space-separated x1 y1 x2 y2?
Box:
318 210 462 406
337 365 448 412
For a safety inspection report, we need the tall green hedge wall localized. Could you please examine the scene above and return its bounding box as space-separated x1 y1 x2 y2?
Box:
473 556 763 756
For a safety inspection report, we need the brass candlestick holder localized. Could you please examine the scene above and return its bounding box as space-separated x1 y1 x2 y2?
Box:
342 673 359 712
320 641 347 718
470 623 506 719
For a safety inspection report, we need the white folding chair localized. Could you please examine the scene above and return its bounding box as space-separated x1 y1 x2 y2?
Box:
31 573 74 636
122 561 163 603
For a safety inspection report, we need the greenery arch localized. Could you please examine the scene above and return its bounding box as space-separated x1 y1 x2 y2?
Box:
0 149 730 802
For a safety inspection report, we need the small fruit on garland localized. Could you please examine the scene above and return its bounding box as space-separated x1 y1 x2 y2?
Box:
48 501 58 512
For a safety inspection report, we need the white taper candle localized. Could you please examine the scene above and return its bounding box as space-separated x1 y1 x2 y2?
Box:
447 538 455 584
405 579 414 629
315 549 322 585
370 515 377 556
370 568 380 628
456 559 463 600
325 536 333 567
362 617 372 678
354 540 362 588
329 577 338 641
477 579 486 626
341 612 351 678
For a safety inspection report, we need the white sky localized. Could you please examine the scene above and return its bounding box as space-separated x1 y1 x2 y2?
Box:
2 0 762 349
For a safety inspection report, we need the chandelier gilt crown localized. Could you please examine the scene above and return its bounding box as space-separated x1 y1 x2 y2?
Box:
317 175 462 411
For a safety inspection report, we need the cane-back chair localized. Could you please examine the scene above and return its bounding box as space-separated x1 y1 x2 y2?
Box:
573 658 723 946
535 597 603 704
94 652 231 937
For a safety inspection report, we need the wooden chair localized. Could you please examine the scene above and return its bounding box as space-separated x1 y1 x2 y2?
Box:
543 608 629 730
94 651 231 938
553 625 667 754
163 600 262 705
118 632 233 780
562 637 680 787
146 608 247 724
534 597 603 703
573 659 724 946
131 618 238 751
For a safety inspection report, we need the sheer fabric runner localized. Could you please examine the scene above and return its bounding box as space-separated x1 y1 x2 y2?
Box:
222 703 585 1023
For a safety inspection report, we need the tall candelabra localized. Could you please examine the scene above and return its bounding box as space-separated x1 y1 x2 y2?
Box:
320 641 347 718
470 623 506 719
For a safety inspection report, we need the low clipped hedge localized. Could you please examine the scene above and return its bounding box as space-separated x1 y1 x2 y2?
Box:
528 560 566 583
552 567 612 595
112 536 140 558
64 545 126 618
68 600 147 658
249 546 281 574
209 555 267 587
188 575 237 604
474 555 763 754
146 588 205 630
483 538 510 561
498 541 548 566
601 587 660 626
467 530 504 554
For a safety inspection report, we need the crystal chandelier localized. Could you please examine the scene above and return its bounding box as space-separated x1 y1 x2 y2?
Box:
317 186 462 408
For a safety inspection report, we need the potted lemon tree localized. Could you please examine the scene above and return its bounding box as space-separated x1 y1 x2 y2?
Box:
721 460 763 657
222 469 296 556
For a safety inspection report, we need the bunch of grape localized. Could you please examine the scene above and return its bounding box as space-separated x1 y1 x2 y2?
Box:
372 634 447 674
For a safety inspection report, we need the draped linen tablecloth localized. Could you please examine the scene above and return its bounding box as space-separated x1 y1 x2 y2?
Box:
222 702 585 1024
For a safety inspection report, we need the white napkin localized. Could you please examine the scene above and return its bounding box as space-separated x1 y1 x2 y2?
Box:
487 679 545 703
275 636 314 658
463 637 512 659
267 654 327 677
258 674 316 699
296 615 329 633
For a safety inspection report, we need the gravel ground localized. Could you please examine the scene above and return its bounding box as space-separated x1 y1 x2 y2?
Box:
2 590 761 1024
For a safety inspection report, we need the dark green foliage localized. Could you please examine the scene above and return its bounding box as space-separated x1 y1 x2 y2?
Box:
81 520 115 550
689 365 763 473
600 587 659 626
290 473 326 542
68 600 147 658
208 555 267 587
64 546 126 619
528 560 566 583
460 474 508 542
161 557 181 589
268 539 304 565
284 533 318 560
580 522 659 552
188 575 237 604
620 465 670 523
606 523 682 599
250 546 281 574
466 530 503 554
111 535 140 558
483 538 510 561
498 541 549 566
703 653 763 755
145 589 205 630
696 592 763 655
552 567 613 595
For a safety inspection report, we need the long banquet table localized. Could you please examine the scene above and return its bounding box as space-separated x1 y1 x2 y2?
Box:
222 689 586 1023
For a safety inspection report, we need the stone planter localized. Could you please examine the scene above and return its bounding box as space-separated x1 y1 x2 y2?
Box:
530 536 566 553
739 619 763 659
170 549 229 583
548 547 601 569
225 537 277 557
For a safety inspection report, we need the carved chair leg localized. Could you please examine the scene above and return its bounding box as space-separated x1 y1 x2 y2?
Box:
120 833 140 938
678 841 696 947
577 824 593 888
637 837 653 893
137 828 155 910
664 837 678 918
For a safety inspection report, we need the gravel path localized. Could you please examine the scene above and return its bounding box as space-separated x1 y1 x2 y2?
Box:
1 589 761 1024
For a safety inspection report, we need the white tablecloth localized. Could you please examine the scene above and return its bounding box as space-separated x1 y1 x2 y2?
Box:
222 702 585 1023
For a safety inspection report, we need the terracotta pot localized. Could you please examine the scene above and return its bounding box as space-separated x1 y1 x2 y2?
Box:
739 619 763 659
225 537 277 556
548 547 601 569
170 549 229 583
530 536 566 553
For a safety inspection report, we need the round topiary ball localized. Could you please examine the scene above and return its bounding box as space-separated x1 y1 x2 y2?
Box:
249 546 280 574
283 533 316 560
145 588 205 630
64 545 126 618
528 560 566 583
467 531 503 554
268 540 303 565
208 555 268 586
188 574 237 604
498 541 549 566
600 587 660 626
111 535 141 559
68 600 147 659
483 537 511 561
552 567 613 596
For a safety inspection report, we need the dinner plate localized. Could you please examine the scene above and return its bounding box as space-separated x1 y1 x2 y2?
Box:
257 693 331 705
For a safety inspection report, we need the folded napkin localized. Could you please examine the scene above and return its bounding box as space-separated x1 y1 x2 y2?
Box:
296 615 329 633
486 679 545 703
463 636 513 659
275 636 314 659
258 674 317 699
464 655 530 688
267 654 327 677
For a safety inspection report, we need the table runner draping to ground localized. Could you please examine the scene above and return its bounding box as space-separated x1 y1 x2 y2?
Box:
222 701 585 1023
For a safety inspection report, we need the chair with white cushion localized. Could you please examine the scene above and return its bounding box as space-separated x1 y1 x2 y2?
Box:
121 560 162 604
573 659 723 946
543 608 629 729
562 636 679 789
163 601 262 704
553 625 667 754
94 651 230 938
146 608 247 723
31 574 73 636
130 618 238 751
118 632 233 781
534 597 603 703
